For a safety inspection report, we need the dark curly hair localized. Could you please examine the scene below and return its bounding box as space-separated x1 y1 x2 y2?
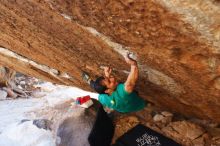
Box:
90 76 107 94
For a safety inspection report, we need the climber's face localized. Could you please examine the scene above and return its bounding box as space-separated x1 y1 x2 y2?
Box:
101 76 118 91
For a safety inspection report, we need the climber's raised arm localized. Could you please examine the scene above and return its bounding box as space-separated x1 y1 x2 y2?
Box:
124 54 139 93
103 66 112 78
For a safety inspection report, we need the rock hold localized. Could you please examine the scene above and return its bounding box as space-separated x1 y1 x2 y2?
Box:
153 112 173 125
163 121 206 141
212 136 220 145
153 114 165 122
161 111 173 117
33 119 52 130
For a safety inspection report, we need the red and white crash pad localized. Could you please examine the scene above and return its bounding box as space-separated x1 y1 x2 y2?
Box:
74 95 93 108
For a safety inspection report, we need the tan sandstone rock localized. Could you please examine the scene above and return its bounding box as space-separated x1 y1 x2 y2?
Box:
166 121 205 140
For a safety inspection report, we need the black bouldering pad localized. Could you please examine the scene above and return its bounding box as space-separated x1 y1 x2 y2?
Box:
113 124 180 146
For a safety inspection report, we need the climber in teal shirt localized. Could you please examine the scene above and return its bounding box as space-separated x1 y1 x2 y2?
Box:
83 53 145 113
98 83 145 113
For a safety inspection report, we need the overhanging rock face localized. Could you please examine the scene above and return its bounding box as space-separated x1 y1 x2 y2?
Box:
0 0 220 122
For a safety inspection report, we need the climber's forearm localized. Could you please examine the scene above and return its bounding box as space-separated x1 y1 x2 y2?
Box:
103 66 112 78
125 64 139 93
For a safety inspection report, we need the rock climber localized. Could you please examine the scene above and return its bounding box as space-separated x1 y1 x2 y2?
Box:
83 53 146 113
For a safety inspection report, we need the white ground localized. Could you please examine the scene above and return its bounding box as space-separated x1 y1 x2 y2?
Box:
0 82 98 146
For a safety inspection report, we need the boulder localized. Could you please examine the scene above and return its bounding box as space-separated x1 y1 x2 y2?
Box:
1 0 220 122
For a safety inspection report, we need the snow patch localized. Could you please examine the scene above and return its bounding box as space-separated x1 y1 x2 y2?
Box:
0 98 45 132
0 121 55 146
0 82 98 145
34 82 98 106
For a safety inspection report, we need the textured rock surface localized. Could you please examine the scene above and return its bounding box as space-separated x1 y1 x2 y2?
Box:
0 0 220 122
163 121 205 140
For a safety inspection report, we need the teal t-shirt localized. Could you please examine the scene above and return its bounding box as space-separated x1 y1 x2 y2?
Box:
98 83 145 113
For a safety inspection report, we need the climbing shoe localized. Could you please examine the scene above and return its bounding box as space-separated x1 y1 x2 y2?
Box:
82 71 91 84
